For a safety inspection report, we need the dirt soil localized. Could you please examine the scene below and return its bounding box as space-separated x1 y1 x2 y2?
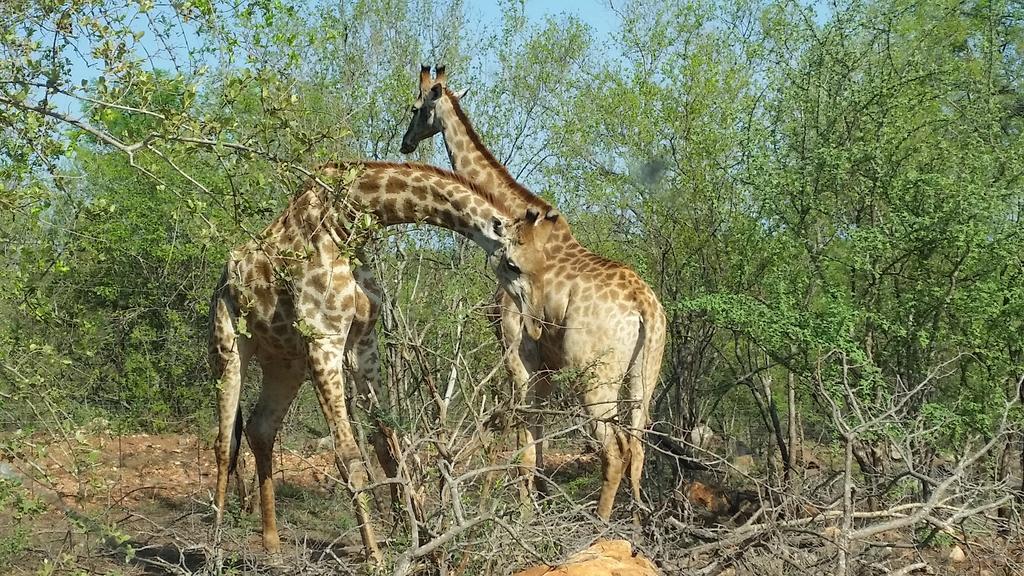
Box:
3 431 606 575
33 432 335 506
3 432 364 575
3 432 1023 575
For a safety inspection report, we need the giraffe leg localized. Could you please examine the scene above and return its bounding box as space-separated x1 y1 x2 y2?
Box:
246 357 304 555
348 273 404 520
232 423 254 514
624 414 647 527
308 341 382 563
211 297 251 536
349 326 403 519
233 448 250 513
626 357 652 519
582 363 632 521
627 315 664 521
350 329 433 544
627 433 646 514
529 370 554 497
497 297 543 513
517 426 537 515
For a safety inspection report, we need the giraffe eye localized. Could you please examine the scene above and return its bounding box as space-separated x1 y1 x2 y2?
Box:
506 260 522 274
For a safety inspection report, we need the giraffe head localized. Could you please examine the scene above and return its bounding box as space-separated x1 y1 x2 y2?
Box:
490 207 560 341
400 64 466 154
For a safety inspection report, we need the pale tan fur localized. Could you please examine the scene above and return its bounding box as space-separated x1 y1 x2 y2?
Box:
402 67 667 520
209 162 544 559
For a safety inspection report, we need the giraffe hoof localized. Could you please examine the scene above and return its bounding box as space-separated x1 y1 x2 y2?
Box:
263 549 288 568
262 535 282 556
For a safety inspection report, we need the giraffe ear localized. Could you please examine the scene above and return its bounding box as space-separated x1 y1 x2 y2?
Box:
453 87 469 100
419 64 432 91
545 208 560 221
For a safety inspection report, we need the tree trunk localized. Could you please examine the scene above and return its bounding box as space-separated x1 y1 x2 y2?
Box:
786 369 798 483
759 372 791 476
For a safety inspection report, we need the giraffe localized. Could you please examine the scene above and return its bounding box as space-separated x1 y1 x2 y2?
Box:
401 65 667 521
209 161 555 559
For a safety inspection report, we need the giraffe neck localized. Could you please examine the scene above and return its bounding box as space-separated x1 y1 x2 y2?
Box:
318 162 508 255
437 92 546 214
437 90 578 248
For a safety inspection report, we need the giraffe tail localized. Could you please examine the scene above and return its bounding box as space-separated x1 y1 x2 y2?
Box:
624 297 666 509
227 404 244 474
210 264 246 477
628 297 666 434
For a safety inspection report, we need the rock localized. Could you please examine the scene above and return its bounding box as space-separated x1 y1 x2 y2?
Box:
300 435 334 456
0 462 22 481
688 424 715 451
822 526 842 540
798 447 823 470
731 454 754 474
682 481 730 514
513 540 660 576
947 545 965 563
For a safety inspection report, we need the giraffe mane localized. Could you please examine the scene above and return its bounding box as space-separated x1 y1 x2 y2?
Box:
442 87 554 215
317 160 512 215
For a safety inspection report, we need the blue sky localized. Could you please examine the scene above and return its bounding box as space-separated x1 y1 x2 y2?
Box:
468 0 617 38
58 1 619 116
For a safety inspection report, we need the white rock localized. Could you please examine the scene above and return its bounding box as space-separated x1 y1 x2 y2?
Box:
948 545 966 563
0 462 21 480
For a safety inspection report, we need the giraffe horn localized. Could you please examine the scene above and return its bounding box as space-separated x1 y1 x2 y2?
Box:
434 65 447 86
526 207 540 224
420 64 432 91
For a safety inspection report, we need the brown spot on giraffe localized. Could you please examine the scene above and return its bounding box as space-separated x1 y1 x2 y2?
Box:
358 172 383 190
307 270 329 294
448 195 466 213
384 176 405 196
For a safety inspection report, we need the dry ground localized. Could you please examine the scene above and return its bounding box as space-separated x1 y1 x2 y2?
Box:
2 431 386 574
1 431 1022 575
1 430 614 575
